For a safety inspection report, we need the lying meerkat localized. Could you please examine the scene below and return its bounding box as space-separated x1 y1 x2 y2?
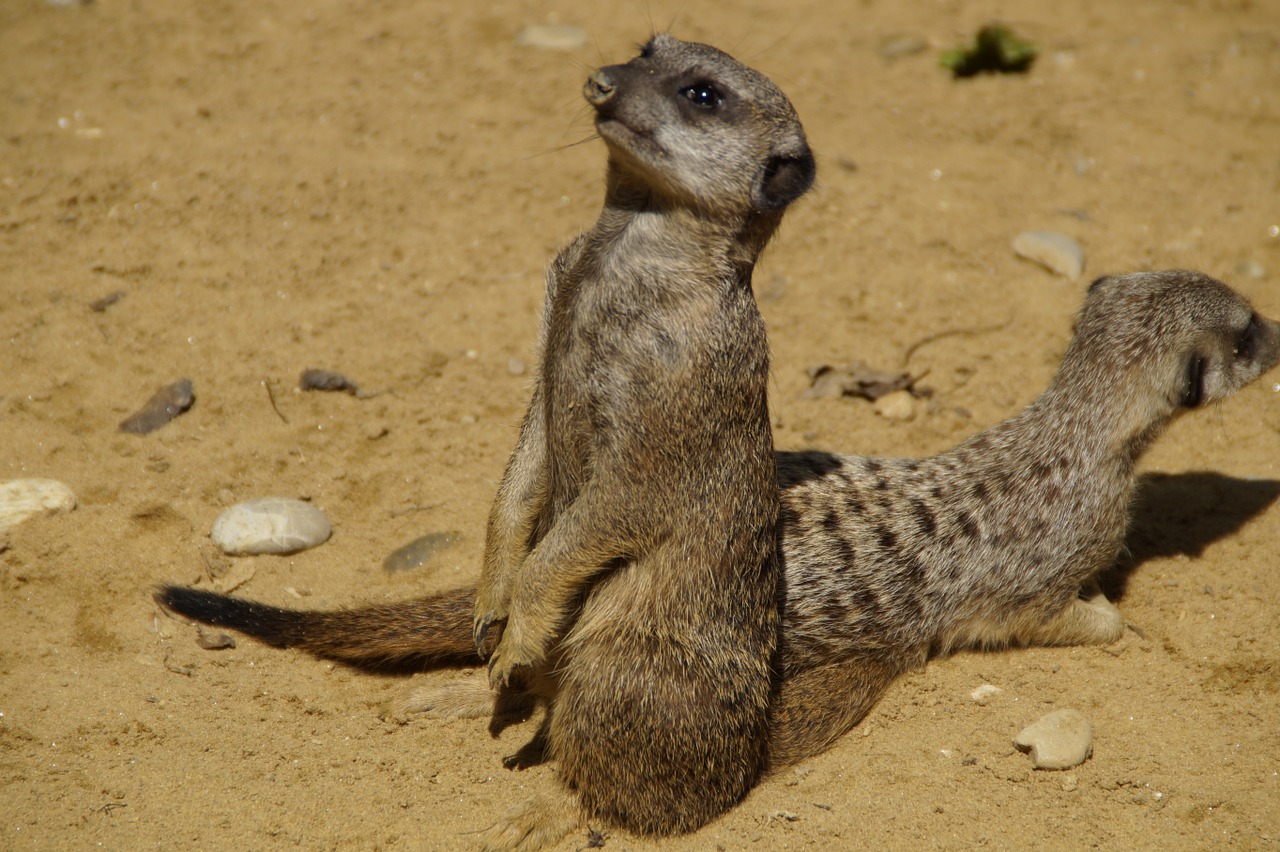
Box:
767 268 1279 761
160 271 1279 789
165 33 816 848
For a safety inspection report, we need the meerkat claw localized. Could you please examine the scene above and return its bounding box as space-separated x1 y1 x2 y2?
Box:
473 613 502 659
487 655 529 692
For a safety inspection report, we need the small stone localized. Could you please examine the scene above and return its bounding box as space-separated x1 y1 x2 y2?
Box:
1014 709 1093 770
507 357 527 376
89 291 125 312
0 479 77 530
1013 231 1085 279
210 498 331 556
382 531 462 573
119 379 195 434
873 389 917 421
212 560 256 593
196 627 236 650
970 683 1002 705
299 368 360 395
515 24 586 50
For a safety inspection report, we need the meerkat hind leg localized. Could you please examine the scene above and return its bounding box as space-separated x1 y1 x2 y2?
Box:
768 655 905 768
390 672 500 720
480 785 581 852
388 673 536 730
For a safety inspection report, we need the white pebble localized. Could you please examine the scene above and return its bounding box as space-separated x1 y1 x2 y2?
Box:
1013 231 1085 279
211 498 331 556
873 389 917 421
0 479 76 530
970 683 1002 705
1014 709 1093 770
515 24 586 50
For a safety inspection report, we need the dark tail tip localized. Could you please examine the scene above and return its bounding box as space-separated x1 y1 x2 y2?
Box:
154 585 300 647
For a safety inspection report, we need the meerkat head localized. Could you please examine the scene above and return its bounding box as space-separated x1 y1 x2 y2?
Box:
583 33 815 216
1072 270 1280 419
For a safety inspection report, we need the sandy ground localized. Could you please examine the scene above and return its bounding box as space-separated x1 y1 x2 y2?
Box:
3 0 1279 848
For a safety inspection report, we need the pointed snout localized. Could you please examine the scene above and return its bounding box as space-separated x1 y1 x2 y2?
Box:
1256 314 1280 374
584 70 616 109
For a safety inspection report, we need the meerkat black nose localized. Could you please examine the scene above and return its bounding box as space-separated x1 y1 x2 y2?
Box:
584 70 616 109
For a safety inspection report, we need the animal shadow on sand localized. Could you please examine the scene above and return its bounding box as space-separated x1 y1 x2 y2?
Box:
1100 471 1280 600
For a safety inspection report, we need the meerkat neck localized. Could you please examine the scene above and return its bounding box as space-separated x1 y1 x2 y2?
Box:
598 161 779 278
1014 363 1173 473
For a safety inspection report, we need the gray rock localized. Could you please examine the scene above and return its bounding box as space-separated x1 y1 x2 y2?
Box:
1013 231 1085 279
382 531 462 573
0 479 76 530
211 498 331 556
1014 709 1093 770
119 378 195 435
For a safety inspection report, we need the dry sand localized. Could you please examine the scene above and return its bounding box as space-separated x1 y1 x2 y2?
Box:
3 0 1279 848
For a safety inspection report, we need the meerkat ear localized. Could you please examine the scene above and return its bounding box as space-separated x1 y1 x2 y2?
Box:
1180 354 1206 408
753 145 816 211
1087 275 1112 294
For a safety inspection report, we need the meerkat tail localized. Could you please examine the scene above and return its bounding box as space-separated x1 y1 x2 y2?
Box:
154 585 480 668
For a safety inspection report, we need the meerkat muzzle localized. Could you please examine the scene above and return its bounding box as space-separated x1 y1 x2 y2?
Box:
584 70 616 108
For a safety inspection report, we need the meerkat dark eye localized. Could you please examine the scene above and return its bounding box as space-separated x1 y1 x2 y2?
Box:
1235 313 1260 361
681 83 723 109
1181 354 1205 407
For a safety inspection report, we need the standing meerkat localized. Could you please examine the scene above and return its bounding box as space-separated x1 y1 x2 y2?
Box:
461 32 815 844
160 270 1280 788
168 34 817 849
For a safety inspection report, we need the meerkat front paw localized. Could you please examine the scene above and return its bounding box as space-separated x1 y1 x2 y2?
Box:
1074 589 1126 645
1022 588 1126 647
473 609 507 660
472 583 511 659
486 625 544 691
487 646 534 691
